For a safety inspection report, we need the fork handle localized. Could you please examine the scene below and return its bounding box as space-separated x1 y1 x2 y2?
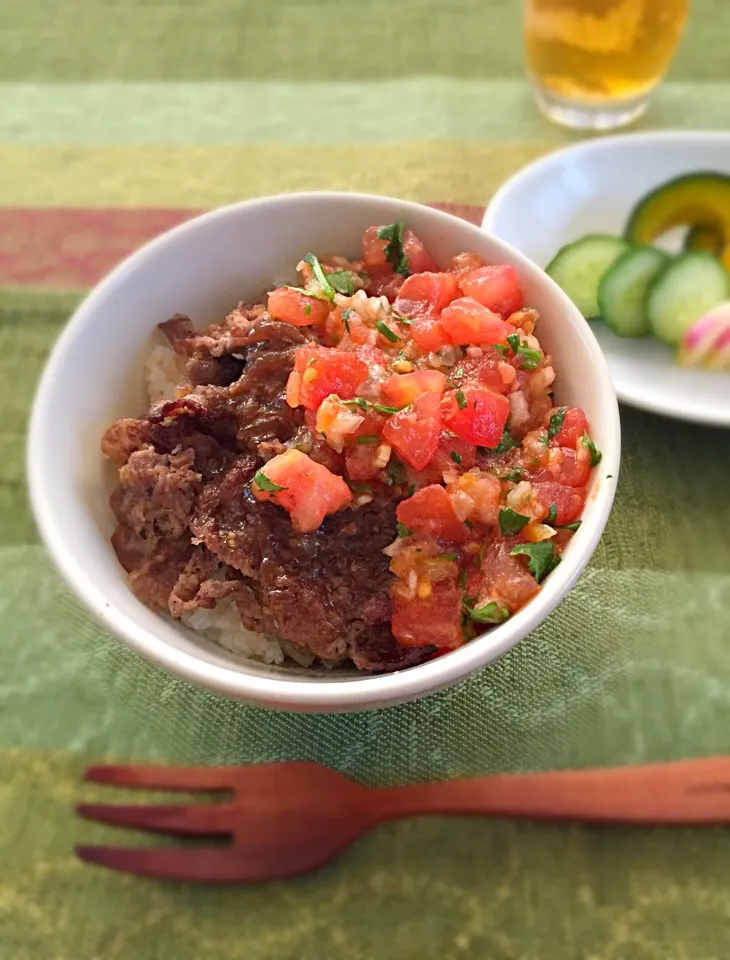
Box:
377 757 730 825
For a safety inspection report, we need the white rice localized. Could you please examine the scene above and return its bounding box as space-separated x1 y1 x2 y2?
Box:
144 341 293 666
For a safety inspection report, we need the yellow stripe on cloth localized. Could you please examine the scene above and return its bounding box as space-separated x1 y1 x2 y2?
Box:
0 142 552 207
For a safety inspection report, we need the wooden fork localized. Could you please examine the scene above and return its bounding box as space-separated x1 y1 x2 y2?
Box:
76 756 730 883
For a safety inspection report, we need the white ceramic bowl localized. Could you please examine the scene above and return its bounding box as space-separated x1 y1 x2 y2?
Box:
28 192 620 712
483 130 730 427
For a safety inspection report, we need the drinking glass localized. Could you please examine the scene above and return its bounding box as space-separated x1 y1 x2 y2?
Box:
524 0 690 130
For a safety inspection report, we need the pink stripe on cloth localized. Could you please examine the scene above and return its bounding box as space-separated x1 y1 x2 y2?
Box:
0 203 486 288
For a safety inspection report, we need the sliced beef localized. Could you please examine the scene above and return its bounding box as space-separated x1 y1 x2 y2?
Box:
105 310 423 671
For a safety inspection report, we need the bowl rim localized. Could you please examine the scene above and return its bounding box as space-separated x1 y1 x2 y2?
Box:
28 191 620 709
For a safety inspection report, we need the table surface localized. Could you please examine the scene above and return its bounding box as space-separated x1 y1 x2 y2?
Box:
2 2 730 958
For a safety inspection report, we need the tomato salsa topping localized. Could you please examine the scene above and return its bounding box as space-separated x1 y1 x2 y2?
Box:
253 224 601 655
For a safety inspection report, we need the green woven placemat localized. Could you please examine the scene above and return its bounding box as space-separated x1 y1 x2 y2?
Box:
1 1 729 957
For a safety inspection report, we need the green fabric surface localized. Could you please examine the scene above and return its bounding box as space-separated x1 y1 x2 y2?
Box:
1 0 730 957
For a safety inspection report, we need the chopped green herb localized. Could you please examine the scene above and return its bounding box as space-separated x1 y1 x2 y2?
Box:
482 429 521 455
356 434 380 445
342 397 368 411
450 450 462 465
393 312 413 325
396 522 412 538
385 458 407 486
441 552 459 562
253 470 286 493
581 432 602 466
342 307 352 333
303 303 311 316
539 434 549 446
478 539 487 565
303 253 335 301
510 542 561 583
375 319 400 343
463 600 511 624
606 474 613 479
559 520 582 532
498 507 530 537
284 284 329 301
546 503 557 525
455 388 467 410
377 221 410 276
494 343 509 357
342 396 404 416
327 271 356 296
500 469 523 483
517 344 542 371
547 408 567 439
506 332 520 353
459 568 468 590
372 401 403 414
407 483 416 497
349 481 372 494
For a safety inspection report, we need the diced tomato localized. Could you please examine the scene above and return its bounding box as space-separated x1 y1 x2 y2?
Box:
531 448 590 487
267 287 330 327
481 541 540 609
431 433 477 476
449 471 502 526
440 297 512 346
410 315 451 353
450 251 485 280
293 346 368 410
532 482 586 525
252 449 352 532
443 386 510 448
382 392 441 471
402 233 440 274
381 370 446 408
459 265 524 317
549 407 589 448
345 444 381 481
394 272 459 321
367 266 405 302
396 484 469 543
361 226 389 268
391 581 463 649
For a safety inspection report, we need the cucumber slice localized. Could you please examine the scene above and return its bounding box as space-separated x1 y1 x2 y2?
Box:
545 235 630 318
597 246 668 338
645 252 730 346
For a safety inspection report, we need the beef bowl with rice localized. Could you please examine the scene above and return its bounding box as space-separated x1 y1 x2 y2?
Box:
28 193 620 711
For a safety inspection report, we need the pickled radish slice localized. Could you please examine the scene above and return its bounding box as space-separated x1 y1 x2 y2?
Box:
678 303 730 371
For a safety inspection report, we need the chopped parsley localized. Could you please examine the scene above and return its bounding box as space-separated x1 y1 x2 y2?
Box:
303 253 336 301
377 221 410 276
253 470 286 493
356 434 380 445
393 311 413 325
441 552 459 562
547 408 566 439
459 568 468 590
376 319 400 343
481 429 520 455
327 271 356 296
559 520 582 532
494 343 509 357
342 397 403 415
463 600 511 624
348 481 372 494
506 332 541 370
304 303 312 317
385 458 407 486
450 450 462 464
498 507 530 537
284 284 328 301
510 542 561 583
581 432 602 466
396 522 412 538
500 468 523 483
546 502 557 525
455 388 467 410
342 307 352 333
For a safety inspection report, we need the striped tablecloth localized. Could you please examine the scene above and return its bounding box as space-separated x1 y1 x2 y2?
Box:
2 2 729 957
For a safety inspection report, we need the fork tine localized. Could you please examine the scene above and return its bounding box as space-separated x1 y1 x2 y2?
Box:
75 845 271 883
84 764 234 792
76 802 232 836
